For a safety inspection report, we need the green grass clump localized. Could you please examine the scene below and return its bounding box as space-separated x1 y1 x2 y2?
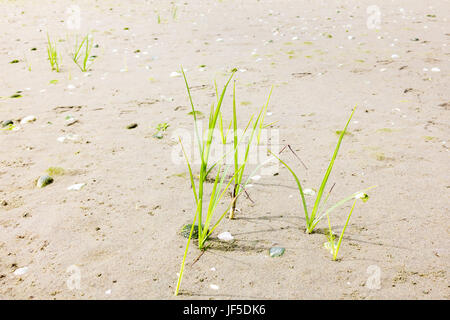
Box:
46 167 65 176
175 68 265 296
153 122 169 139
175 68 238 296
72 34 96 72
46 34 60 72
271 107 373 234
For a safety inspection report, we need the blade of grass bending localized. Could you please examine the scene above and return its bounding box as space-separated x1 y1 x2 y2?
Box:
311 185 376 231
82 35 92 71
262 120 279 128
269 151 309 225
333 199 357 260
73 35 87 64
309 107 356 228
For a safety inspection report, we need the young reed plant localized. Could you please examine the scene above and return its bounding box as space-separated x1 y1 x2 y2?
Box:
46 34 60 72
271 107 372 233
325 192 370 260
175 68 239 296
72 33 96 72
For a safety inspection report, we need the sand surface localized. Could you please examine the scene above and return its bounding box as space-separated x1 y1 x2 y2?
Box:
0 0 449 299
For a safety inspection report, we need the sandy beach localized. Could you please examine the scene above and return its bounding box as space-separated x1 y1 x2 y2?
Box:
0 0 449 299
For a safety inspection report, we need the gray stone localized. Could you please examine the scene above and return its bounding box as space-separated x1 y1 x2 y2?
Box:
269 247 285 257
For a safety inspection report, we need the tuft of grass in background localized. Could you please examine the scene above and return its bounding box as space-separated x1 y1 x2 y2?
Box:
172 5 178 20
46 34 60 72
72 34 96 72
271 107 373 233
24 54 31 71
324 192 370 260
46 167 65 176
153 122 169 139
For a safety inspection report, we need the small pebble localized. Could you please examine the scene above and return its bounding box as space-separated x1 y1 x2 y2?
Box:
14 267 29 276
65 117 78 126
2 119 13 127
180 224 204 239
37 175 54 188
269 247 285 257
67 183 85 191
153 131 163 139
126 123 138 129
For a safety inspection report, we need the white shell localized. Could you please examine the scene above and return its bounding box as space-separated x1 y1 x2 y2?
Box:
67 183 86 191
14 267 29 276
218 232 234 241
20 115 36 124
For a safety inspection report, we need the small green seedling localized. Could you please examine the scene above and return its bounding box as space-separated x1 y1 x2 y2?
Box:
46 34 60 72
24 54 31 71
271 107 372 233
325 193 370 260
153 122 169 139
172 5 178 20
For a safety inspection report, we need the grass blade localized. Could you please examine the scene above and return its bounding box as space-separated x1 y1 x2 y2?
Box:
308 107 356 230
